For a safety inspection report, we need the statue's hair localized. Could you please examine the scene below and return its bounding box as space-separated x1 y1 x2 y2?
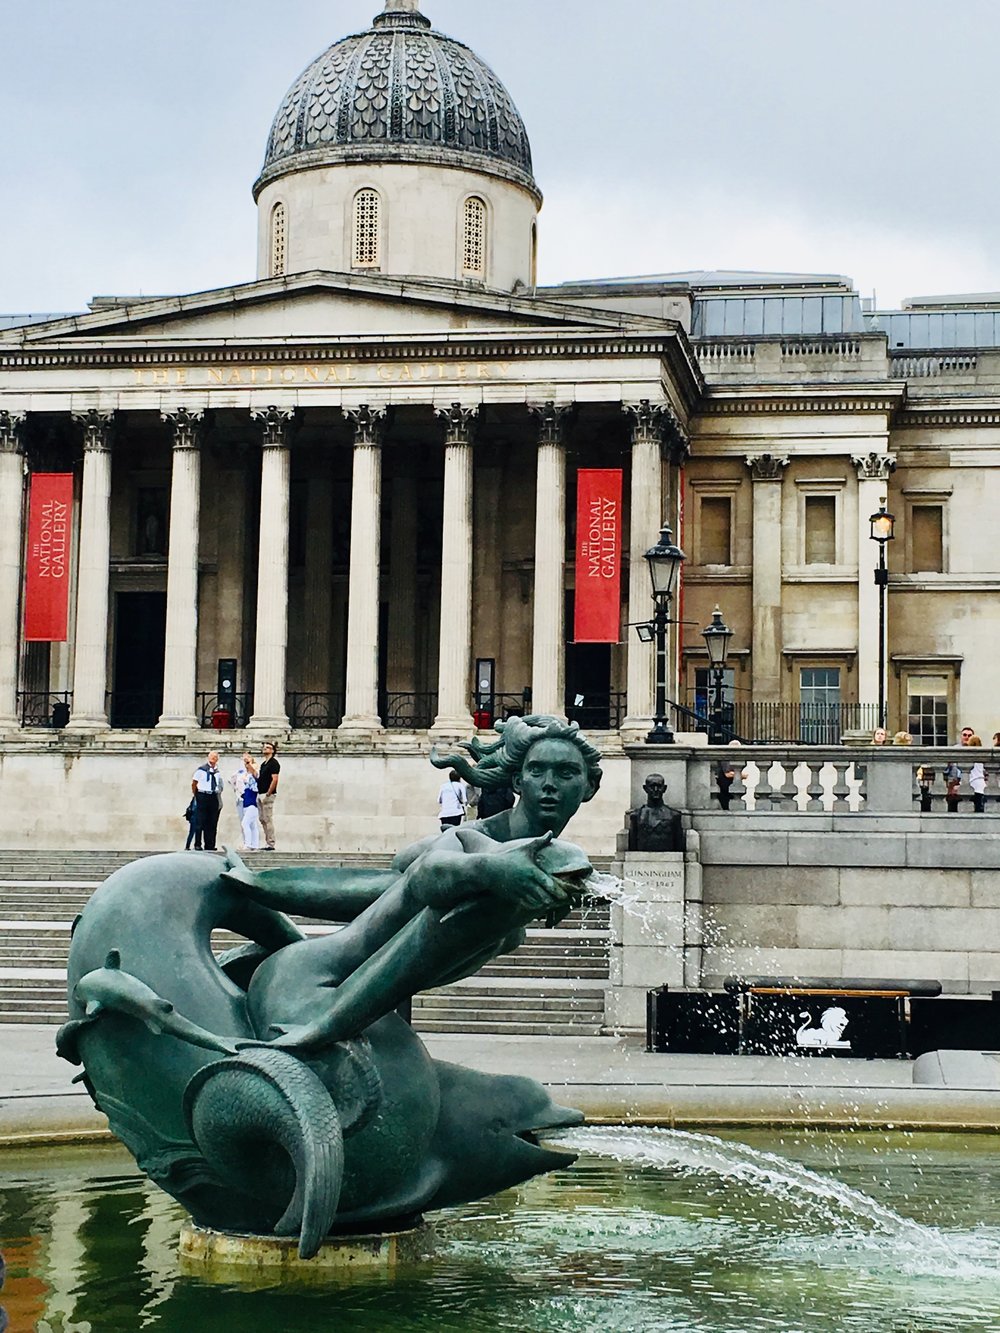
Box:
430 715 603 794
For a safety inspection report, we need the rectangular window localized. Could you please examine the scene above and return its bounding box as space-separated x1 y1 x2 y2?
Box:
910 505 943 572
907 675 948 745
699 496 732 565
799 666 841 743
804 495 837 564
135 487 168 557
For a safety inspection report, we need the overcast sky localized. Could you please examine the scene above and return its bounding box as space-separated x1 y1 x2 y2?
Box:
2 0 998 313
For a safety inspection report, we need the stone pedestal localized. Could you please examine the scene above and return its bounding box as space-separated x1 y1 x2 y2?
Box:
606 846 703 1033
178 1221 430 1282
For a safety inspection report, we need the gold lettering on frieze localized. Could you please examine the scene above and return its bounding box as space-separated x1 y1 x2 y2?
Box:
129 361 512 389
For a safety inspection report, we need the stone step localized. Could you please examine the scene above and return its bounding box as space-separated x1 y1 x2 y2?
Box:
411 1018 604 1036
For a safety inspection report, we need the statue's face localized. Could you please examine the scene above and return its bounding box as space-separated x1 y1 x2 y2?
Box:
514 738 594 834
644 776 666 800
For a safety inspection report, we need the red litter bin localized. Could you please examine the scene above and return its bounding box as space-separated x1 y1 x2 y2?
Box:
211 708 231 730
473 708 492 730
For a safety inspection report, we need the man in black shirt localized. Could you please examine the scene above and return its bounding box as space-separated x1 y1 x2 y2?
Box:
258 740 281 850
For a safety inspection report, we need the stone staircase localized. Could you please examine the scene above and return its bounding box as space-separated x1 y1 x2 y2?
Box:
0 851 610 1035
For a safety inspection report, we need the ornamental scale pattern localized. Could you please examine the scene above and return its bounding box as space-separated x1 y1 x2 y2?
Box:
257 2 535 194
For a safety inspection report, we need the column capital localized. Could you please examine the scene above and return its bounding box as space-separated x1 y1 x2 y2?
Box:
852 451 896 481
624 399 690 463
345 404 388 447
528 400 573 446
435 402 479 446
73 409 115 454
746 452 789 482
0 411 26 456
251 405 296 449
162 408 205 452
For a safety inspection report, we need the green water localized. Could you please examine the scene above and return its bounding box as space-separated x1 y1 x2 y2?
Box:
3 1129 1000 1333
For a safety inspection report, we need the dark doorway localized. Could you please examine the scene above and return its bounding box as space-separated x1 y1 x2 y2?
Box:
111 592 166 728
564 591 617 729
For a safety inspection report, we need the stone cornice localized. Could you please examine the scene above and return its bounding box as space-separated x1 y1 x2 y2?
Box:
701 384 905 416
895 402 1000 428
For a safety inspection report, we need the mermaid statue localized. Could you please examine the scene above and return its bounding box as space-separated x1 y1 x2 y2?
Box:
57 717 602 1258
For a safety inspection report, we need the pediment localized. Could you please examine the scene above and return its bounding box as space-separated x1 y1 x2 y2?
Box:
7 271 667 347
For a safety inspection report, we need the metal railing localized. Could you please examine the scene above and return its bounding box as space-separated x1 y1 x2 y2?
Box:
684 699 881 745
109 690 163 729
566 692 627 731
195 693 253 729
381 692 438 729
17 691 72 728
287 693 345 729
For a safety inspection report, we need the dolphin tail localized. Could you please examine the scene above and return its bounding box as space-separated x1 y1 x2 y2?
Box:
183 1047 343 1260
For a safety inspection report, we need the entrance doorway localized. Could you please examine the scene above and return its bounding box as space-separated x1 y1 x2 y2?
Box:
564 592 618 729
110 592 166 728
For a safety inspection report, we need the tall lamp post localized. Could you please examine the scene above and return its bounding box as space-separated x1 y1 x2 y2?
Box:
869 505 895 730
639 524 686 745
702 605 733 744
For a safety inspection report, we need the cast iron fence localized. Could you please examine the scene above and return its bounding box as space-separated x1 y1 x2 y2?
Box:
195 692 253 729
17 691 72 728
683 698 882 745
381 692 438 729
287 693 345 729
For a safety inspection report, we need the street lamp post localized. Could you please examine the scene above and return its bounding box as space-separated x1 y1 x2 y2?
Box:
701 605 733 744
869 505 896 730
640 524 686 745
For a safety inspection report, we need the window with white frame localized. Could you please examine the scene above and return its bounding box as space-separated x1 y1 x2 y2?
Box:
799 666 841 743
270 202 287 278
906 674 949 745
353 189 381 269
462 196 487 278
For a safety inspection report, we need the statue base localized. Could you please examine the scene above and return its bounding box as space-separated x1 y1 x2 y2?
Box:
178 1220 431 1282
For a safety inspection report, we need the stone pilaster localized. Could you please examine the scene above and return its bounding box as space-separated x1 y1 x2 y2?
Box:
340 405 387 735
0 412 27 728
157 410 204 730
853 451 896 714
747 453 789 703
529 402 571 718
248 407 294 731
67 411 114 730
622 401 668 737
431 404 478 737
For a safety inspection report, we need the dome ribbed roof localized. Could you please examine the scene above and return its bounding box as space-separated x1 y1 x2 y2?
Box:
254 1 538 200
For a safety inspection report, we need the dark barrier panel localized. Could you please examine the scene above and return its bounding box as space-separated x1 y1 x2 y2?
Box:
742 992 907 1058
646 988 740 1055
908 996 1000 1058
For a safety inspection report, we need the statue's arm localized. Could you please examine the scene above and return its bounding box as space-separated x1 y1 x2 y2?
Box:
222 862 398 922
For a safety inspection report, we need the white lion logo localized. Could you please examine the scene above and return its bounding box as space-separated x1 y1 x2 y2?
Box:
796 1005 850 1049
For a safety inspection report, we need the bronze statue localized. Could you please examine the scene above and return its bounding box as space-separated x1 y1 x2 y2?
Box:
628 772 684 852
57 717 601 1259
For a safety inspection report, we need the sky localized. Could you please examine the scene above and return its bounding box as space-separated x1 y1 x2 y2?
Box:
2 0 999 314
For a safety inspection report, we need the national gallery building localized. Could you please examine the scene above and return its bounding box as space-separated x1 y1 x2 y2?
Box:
2 0 999 851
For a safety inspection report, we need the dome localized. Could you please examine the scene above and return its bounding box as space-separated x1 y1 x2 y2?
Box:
254 0 539 202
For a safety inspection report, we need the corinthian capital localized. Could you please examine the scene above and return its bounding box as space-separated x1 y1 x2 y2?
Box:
251 406 296 449
73 409 115 454
624 399 690 462
436 403 479 446
162 408 205 451
852 451 896 481
528 401 573 446
746 452 789 481
344 404 388 447
0 411 26 455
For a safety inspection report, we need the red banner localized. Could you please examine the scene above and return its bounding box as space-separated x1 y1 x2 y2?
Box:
574 468 623 643
24 473 73 642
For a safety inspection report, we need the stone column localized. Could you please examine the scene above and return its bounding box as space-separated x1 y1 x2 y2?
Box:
340 405 387 735
432 404 478 736
747 453 788 703
69 411 114 730
0 412 26 728
622 402 667 735
157 409 204 730
853 451 896 713
529 402 571 718
248 407 294 731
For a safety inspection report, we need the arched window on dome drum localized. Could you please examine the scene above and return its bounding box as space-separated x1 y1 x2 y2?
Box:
353 189 381 269
462 196 487 279
270 202 287 278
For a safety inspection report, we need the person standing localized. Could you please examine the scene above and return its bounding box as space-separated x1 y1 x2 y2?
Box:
968 735 987 812
258 740 281 850
230 752 262 851
191 751 223 851
437 769 467 831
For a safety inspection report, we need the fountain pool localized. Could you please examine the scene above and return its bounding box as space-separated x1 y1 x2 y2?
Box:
3 1127 1000 1333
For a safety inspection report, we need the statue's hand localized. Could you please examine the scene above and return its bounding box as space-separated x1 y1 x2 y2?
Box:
482 833 568 914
